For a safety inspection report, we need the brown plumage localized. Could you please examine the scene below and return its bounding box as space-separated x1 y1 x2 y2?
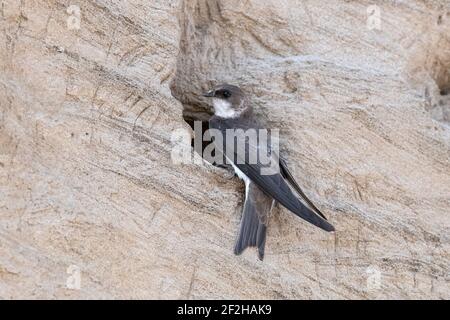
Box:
203 84 334 260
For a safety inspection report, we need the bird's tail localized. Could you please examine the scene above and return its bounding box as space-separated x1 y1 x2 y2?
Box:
234 183 274 261
234 208 267 260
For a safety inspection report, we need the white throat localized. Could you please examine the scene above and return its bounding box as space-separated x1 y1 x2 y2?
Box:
213 98 239 118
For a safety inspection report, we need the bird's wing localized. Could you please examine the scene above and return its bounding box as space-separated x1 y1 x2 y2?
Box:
279 157 328 220
225 137 334 232
234 182 274 260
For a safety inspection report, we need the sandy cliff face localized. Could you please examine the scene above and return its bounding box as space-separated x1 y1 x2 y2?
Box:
0 0 449 299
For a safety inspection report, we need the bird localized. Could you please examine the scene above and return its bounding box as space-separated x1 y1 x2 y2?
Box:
202 84 335 260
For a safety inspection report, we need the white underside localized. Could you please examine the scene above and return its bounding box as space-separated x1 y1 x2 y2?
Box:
226 156 250 200
213 98 239 118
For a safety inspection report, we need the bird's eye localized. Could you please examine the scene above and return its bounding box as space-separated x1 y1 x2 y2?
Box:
222 90 231 98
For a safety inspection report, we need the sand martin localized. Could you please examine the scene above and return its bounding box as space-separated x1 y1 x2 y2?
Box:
203 84 334 260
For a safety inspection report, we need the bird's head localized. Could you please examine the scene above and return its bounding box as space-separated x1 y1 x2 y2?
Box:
202 84 249 118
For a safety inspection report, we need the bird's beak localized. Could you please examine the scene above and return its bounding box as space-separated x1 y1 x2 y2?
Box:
202 90 215 98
